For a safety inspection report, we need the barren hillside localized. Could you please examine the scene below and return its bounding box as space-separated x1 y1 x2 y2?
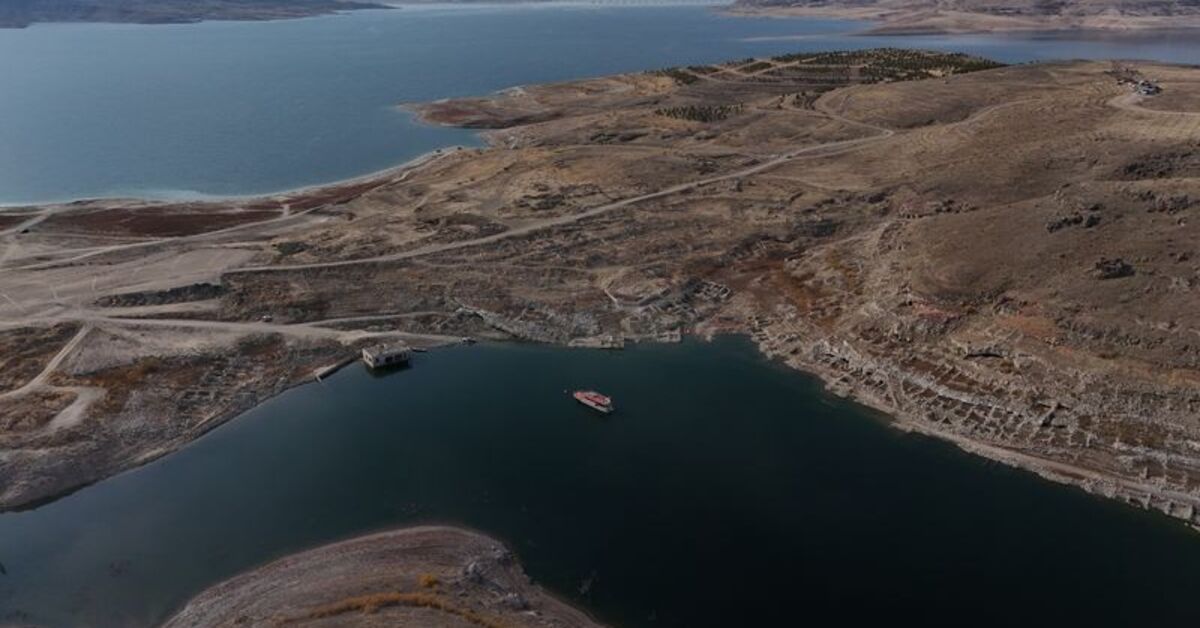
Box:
165 526 603 628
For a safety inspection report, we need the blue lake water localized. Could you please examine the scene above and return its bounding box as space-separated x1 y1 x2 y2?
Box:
1 3 1199 205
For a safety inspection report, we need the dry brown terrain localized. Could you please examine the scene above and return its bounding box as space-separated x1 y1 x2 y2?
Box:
164 526 604 628
730 0 1200 34
2 50 1200 532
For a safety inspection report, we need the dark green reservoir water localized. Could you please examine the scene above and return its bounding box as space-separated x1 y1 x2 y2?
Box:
2 337 1200 626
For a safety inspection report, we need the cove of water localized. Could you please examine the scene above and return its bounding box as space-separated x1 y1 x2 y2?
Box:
2 337 1200 627
2 4 1200 205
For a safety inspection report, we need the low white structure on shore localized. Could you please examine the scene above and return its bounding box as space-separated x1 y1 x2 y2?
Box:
362 343 411 369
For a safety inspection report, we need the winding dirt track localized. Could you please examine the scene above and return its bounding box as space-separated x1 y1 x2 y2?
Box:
4 84 1027 349
0 152 451 275
232 116 896 275
1109 91 1200 117
0 324 91 402
0 99 897 431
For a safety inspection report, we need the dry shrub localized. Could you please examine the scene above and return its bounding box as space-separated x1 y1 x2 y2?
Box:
418 573 441 588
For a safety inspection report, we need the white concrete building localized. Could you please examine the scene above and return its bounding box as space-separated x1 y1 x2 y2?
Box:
362 344 411 369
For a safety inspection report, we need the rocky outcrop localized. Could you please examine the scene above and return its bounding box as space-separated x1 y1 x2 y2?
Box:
164 526 604 628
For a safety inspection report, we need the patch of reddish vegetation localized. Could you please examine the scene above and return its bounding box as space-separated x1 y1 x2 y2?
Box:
29 175 388 238
287 180 382 211
41 207 281 238
243 199 286 211
419 102 483 126
415 101 553 129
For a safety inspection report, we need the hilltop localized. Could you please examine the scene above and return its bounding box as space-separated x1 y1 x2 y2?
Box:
165 526 602 628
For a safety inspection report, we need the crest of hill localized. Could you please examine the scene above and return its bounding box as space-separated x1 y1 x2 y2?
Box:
730 0 1200 33
737 0 1200 13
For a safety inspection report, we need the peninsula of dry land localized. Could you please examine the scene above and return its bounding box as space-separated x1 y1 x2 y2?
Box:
729 0 1200 34
164 526 603 628
3 49 1200 532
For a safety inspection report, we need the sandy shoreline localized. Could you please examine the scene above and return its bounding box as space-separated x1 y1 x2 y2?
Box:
0 144 472 211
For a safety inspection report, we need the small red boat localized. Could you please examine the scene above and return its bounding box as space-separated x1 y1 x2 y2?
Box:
573 390 613 414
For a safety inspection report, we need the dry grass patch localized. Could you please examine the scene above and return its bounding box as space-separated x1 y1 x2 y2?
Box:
0 390 75 434
282 591 506 627
0 324 80 394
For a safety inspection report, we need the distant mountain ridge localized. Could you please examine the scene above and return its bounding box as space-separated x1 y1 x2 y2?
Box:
736 0 1200 12
730 0 1200 32
0 0 389 28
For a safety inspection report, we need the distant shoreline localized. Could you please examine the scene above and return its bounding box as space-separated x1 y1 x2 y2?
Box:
0 145 475 211
0 0 391 30
723 4 1200 35
0 0 736 29
7 1 1200 35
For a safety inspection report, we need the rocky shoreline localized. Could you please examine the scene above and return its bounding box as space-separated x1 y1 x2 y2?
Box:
751 326 1200 528
0 149 465 511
